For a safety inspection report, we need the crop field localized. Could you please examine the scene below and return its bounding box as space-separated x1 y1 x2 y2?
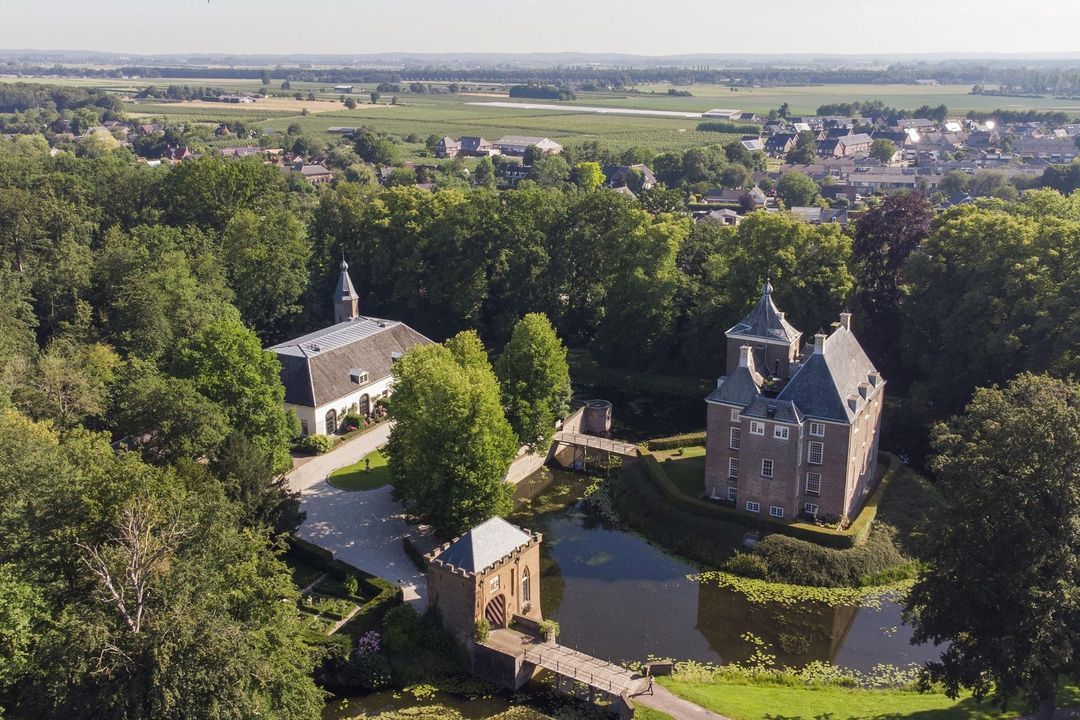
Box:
622 82 1080 115
10 75 1079 160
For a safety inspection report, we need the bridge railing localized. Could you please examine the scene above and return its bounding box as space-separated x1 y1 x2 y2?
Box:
523 648 624 695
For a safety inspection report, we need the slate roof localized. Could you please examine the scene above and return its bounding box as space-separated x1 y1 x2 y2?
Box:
434 517 534 575
742 395 803 424
270 318 432 407
776 326 882 422
459 136 492 152
335 259 359 302
706 352 764 407
726 281 801 343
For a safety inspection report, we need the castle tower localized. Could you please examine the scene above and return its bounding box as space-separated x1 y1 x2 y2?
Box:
724 279 802 379
333 257 360 323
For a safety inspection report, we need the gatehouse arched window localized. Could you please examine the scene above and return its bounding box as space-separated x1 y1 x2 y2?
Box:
325 409 338 434
521 567 531 603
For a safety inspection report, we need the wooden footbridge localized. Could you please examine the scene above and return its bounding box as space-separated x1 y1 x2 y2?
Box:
523 642 647 697
551 431 638 457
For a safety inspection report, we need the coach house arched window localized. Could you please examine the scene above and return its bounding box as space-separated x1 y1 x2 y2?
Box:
521 567 531 603
325 409 338 434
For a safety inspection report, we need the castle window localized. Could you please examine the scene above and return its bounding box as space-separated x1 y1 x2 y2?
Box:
746 501 760 513
730 408 740 422
808 442 824 465
769 506 784 519
729 458 739 478
806 472 822 495
810 422 826 437
750 420 765 436
521 568 531 603
349 368 369 385
727 487 737 503
730 428 741 450
804 503 819 517
761 459 774 478
774 426 789 440
490 575 500 592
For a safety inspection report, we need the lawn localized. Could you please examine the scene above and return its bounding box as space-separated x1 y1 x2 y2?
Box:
653 446 706 498
659 677 1080 720
634 707 676 720
327 449 392 490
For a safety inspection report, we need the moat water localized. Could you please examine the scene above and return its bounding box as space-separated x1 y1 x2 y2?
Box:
325 386 938 716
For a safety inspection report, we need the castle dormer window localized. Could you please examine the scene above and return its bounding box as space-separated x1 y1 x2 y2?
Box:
349 369 369 385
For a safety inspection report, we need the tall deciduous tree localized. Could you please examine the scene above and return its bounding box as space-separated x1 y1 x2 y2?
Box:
776 171 820 207
573 161 605 191
851 191 932 385
495 314 571 452
221 207 311 340
905 373 1080 720
110 360 231 465
0 411 324 720
172 319 297 472
786 131 818 165
387 335 517 537
869 138 897 163
902 199 1080 417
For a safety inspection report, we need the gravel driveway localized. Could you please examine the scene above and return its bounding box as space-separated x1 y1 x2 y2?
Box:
288 424 427 608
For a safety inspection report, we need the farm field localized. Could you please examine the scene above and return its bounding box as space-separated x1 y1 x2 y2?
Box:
9 75 1080 161
126 91 738 156
621 82 1080 115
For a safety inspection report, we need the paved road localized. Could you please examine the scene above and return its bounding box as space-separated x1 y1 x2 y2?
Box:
288 425 427 608
634 685 731 720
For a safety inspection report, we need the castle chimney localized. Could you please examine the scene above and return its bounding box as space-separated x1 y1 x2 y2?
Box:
839 312 852 331
813 333 827 354
738 345 753 369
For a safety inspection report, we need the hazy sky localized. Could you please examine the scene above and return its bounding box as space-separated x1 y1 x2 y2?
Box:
3 0 1080 57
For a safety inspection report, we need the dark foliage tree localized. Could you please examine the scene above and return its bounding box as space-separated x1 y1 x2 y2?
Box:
905 373 1080 720
851 192 932 386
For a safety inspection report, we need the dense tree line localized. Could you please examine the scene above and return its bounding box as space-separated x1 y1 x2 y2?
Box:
11 60 1080 93
2 131 1080 715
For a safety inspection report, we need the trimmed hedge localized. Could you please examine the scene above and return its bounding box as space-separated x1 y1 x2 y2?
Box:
646 432 707 451
286 536 402 638
402 536 429 572
637 449 900 549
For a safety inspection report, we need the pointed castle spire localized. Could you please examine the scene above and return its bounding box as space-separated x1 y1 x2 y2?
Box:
333 256 360 323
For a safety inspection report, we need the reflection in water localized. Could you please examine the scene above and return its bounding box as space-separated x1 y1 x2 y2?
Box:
520 470 938 672
694 581 858 666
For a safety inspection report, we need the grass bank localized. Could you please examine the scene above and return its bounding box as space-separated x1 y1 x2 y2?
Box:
659 669 1080 720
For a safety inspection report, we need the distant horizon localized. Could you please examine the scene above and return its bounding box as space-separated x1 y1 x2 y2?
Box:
2 0 1079 59
5 48 1080 64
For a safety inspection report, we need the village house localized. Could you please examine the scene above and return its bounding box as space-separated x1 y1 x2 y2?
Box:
603 163 657 190
298 164 334 184
494 135 563 155
269 259 431 436
788 206 849 225
435 136 460 158
695 208 742 226
703 282 884 523
765 134 797 156
704 186 767 208
459 136 499 156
